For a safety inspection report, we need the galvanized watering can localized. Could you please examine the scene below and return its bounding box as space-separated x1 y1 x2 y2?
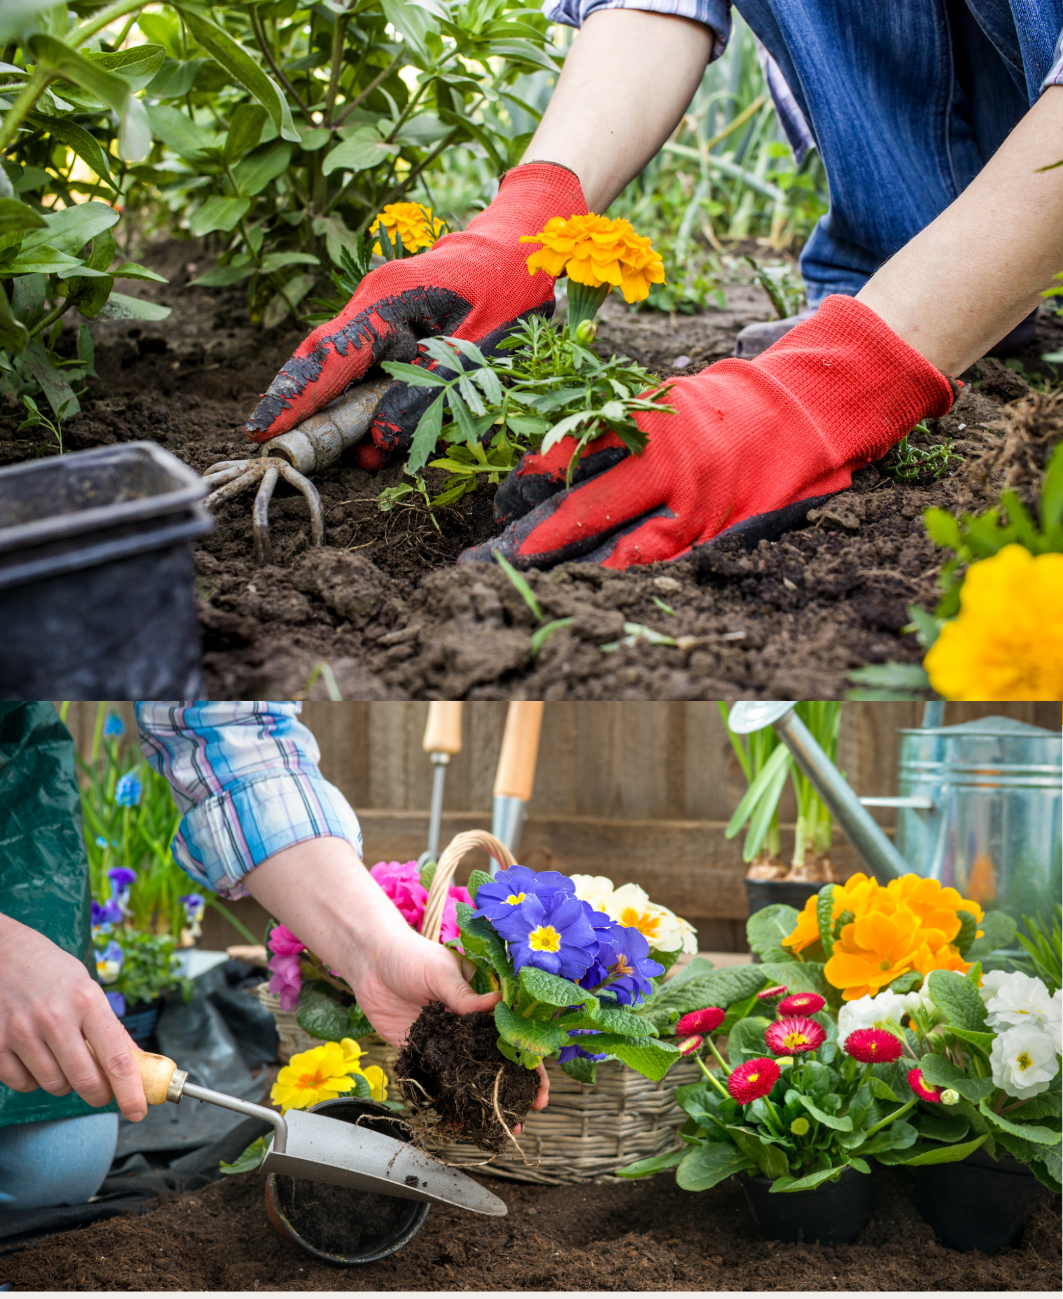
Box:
727 703 1062 927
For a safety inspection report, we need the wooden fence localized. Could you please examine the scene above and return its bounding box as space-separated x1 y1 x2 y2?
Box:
60 701 1061 952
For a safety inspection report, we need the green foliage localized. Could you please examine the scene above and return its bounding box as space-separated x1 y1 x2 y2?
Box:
746 904 800 963
1010 907 1063 993
296 986 350 1042
109 927 189 1005
926 968 987 1033
882 423 963 485
966 910 1018 964
220 1135 269 1175
636 963 769 1033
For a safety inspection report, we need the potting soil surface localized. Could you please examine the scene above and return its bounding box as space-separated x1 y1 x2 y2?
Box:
2 1159 1058 1291
3 238 1062 699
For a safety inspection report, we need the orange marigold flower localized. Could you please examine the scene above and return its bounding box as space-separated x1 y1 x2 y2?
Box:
824 905 925 1001
520 213 665 303
370 202 445 256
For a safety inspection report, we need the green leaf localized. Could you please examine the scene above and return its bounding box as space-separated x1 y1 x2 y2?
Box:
322 128 400 175
295 988 347 1042
22 202 120 257
746 904 801 962
95 292 171 323
726 743 790 839
965 910 1018 962
798 1095 853 1131
916 1054 997 1101
224 103 269 165
175 6 300 143
559 1055 597 1085
219 1135 269 1175
458 914 515 992
233 142 293 197
0 199 45 239
927 968 988 1032
916 1111 969 1143
868 1077 900 1103
771 1164 849 1193
816 885 837 960
144 56 207 99
85 45 167 93
346 1003 373 1039
112 263 168 284
877 1134 988 1166
924 506 965 552
726 1126 790 1179
29 114 115 188
0 280 28 354
954 910 980 958
950 1027 995 1056
190 197 252 238
146 103 216 157
616 1147 685 1178
494 1001 563 1058
518 966 595 1010
593 1035 681 1080
725 1016 771 1067
406 391 446 474
187 264 256 288
588 1003 658 1037
21 339 78 419
640 965 768 1033
978 1098 1062 1146
757 961 831 998
676 1141 755 1191
466 870 492 903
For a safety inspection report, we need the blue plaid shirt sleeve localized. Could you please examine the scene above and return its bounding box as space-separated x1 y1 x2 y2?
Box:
135 702 364 899
542 0 731 61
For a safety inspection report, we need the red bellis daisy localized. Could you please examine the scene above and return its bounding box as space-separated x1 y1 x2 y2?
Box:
764 1015 826 1056
778 992 826 1016
675 1007 726 1036
908 1067 944 1102
844 1028 904 1064
728 1057 781 1104
677 1035 703 1056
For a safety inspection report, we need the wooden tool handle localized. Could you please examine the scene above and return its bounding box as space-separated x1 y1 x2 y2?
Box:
132 1046 181 1105
493 702 544 802
422 702 463 756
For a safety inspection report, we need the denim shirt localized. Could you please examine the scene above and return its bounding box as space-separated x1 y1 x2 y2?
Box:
135 703 363 898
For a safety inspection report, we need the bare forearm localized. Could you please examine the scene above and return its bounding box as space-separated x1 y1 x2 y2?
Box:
523 11 714 211
858 86 1063 374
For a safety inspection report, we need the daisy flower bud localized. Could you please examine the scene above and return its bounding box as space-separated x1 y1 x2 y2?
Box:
677 1035 703 1056
764 1015 826 1056
757 985 788 1005
727 1057 781 1105
907 1067 943 1102
843 1028 904 1065
574 319 598 344
790 1117 810 1135
778 992 826 1016
675 1007 726 1036
940 1089 960 1105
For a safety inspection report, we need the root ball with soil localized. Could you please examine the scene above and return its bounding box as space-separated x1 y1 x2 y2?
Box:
396 1001 539 1152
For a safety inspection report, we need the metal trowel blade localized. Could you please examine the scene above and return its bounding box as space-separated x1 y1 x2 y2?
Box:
261 1107 507 1216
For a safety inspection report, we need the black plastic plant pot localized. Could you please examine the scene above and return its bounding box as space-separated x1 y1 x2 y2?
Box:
265 1098 430 1266
119 995 166 1050
741 1165 873 1245
916 1147 1044 1254
0 442 211 696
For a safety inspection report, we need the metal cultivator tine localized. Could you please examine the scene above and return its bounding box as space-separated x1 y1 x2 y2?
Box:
252 461 281 564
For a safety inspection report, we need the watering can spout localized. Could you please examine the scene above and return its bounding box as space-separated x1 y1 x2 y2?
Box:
727 703 910 883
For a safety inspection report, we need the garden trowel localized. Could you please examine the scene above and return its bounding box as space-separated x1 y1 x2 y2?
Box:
130 1046 506 1216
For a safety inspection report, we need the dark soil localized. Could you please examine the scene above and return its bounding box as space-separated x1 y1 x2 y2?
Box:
4 236 1061 699
396 1002 539 1152
272 1175 415 1257
2 1157 1058 1291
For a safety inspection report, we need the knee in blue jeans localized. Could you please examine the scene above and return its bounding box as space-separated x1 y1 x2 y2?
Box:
0 1112 118 1211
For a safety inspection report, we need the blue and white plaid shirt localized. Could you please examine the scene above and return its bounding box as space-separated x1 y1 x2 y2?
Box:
135 702 363 899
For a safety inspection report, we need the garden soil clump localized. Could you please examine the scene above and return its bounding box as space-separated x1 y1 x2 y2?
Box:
3 239 1061 698
2 1159 1057 1291
396 1001 539 1151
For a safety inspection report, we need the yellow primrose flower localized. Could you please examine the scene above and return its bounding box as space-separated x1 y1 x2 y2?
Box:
520 213 665 304
270 1041 358 1113
924 544 1063 701
370 202 445 256
359 1065 388 1103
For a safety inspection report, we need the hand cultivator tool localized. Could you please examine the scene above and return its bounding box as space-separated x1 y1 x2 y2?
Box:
200 378 391 564
130 1046 506 1215
418 702 464 869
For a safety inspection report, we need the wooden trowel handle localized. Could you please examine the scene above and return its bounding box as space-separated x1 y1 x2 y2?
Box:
423 701 463 756
494 702 544 802
131 1046 183 1105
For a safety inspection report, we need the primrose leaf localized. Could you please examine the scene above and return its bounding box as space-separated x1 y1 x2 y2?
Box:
927 969 988 1032
587 1003 658 1036
559 1054 598 1085
458 914 515 987
978 1098 1062 1146
466 869 492 903
965 910 1018 962
590 1035 681 1081
219 1135 269 1175
518 966 596 1010
916 1053 996 1102
676 1141 755 1191
494 1000 564 1058
876 1134 988 1166
746 903 801 962
295 987 347 1042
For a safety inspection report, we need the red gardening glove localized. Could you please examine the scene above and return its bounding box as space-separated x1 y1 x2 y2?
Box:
460 296 956 569
245 163 588 470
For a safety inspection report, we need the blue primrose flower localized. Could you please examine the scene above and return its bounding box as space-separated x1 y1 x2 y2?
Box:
105 990 126 1018
103 713 125 738
114 772 142 807
576 903 623 989
598 924 665 1006
559 1029 608 1064
493 891 599 981
474 865 575 923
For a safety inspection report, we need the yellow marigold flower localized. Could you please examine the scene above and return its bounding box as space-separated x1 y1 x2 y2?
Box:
270 1042 357 1113
825 906 925 1001
520 213 665 304
370 202 445 256
924 545 1063 701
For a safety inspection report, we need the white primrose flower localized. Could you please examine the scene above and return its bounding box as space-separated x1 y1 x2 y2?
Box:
979 969 1011 1003
983 972 1055 1032
989 1022 1060 1100
569 874 616 915
607 882 688 953
838 990 909 1039
674 913 700 956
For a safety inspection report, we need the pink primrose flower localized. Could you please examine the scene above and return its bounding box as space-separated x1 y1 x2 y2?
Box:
370 860 428 929
267 923 306 957
440 885 473 943
268 951 303 1011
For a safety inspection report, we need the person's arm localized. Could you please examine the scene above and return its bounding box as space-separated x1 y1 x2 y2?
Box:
0 914 148 1121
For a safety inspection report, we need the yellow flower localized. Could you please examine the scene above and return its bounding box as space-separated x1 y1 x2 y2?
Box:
270 1042 358 1113
924 545 1063 701
825 906 926 1000
359 1065 388 1103
782 873 881 954
370 203 445 256
520 214 665 303
884 875 983 946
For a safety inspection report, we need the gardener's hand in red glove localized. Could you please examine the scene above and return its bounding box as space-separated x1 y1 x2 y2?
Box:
0 913 148 1120
460 296 956 569
245 163 588 471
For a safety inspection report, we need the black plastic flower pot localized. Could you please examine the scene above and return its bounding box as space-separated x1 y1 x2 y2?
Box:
741 1165 873 1245
119 995 166 1051
915 1147 1045 1254
0 442 211 696
265 1098 430 1265
744 880 821 962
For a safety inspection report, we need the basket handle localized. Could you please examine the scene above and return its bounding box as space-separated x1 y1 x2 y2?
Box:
420 829 516 944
